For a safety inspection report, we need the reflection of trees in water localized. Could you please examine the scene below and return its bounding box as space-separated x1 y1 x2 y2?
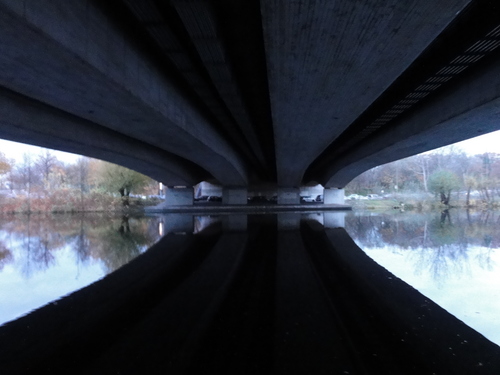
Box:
345 210 500 283
74 217 91 265
0 214 161 278
0 242 12 271
18 215 60 278
346 212 430 250
411 244 471 287
89 216 155 273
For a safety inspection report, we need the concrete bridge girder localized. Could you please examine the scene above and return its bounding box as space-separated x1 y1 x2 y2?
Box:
261 0 471 187
0 86 211 186
0 0 499 195
0 0 249 187
323 47 500 188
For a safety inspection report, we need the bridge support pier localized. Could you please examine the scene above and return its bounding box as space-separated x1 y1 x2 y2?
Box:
222 187 247 205
277 188 300 205
323 188 345 205
165 186 193 206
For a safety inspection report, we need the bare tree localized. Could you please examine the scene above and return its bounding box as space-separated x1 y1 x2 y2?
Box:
76 157 90 209
36 149 57 190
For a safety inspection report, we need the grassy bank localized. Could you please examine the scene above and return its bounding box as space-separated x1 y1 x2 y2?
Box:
348 195 500 211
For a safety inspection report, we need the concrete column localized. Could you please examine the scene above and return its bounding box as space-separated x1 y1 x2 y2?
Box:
222 187 248 205
323 188 345 205
165 186 193 206
277 187 300 205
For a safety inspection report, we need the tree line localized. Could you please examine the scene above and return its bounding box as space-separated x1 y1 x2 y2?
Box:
346 146 500 206
0 149 158 212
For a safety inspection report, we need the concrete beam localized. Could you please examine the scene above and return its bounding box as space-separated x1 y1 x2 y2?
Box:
172 1 267 167
0 0 248 186
323 50 500 187
261 0 469 187
0 87 206 186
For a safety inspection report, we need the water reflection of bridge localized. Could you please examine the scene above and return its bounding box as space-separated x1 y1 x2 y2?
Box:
1 213 499 374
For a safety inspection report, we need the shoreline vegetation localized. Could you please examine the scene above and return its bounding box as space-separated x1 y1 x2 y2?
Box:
1 192 497 215
2 143 500 214
0 189 161 214
345 145 500 211
347 194 500 211
0 149 161 214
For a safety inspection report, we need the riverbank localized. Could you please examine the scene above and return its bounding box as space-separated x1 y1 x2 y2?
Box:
0 190 161 214
348 195 500 211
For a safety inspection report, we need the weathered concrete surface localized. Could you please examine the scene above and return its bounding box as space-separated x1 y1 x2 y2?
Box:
0 86 207 186
261 0 470 187
324 188 345 205
1 220 499 374
0 0 248 186
1 0 500 195
322 49 500 186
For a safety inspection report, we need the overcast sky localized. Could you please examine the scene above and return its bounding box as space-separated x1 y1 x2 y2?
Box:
1 129 500 164
0 139 80 164
451 130 500 155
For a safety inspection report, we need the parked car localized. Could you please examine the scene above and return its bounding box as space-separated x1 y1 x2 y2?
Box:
207 195 222 202
248 196 268 203
194 195 209 201
346 194 368 200
300 195 316 203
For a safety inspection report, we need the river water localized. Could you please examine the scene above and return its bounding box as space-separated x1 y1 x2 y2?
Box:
344 209 500 346
0 210 499 347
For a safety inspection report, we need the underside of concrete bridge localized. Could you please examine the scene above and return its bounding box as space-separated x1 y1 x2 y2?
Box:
3 3 500 372
1 0 500 200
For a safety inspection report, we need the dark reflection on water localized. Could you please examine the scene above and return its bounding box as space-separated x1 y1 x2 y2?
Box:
1 211 499 374
344 209 500 345
0 213 162 325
